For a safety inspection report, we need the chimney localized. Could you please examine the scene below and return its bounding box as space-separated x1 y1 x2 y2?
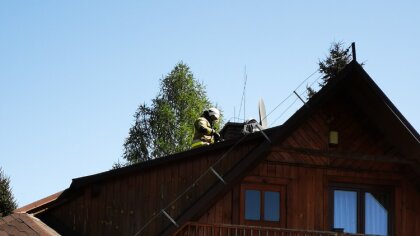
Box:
220 119 262 141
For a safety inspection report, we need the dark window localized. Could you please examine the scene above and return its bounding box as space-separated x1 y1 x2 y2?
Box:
241 184 286 227
364 192 389 235
333 190 358 233
264 191 280 221
245 190 260 220
331 185 393 235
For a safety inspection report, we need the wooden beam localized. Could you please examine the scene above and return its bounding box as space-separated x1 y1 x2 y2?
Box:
271 146 417 165
273 146 420 189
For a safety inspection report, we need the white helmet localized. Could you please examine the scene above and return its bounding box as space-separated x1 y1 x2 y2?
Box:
208 107 220 121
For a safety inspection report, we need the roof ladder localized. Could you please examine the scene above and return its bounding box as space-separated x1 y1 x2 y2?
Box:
293 91 308 107
255 124 271 143
161 209 179 228
210 167 226 185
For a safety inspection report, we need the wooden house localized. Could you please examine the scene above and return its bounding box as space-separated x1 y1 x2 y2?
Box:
11 60 420 235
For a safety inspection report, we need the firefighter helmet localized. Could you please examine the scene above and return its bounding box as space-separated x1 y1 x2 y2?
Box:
208 107 220 121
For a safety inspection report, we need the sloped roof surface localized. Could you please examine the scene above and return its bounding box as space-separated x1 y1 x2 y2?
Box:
21 60 420 235
58 61 418 195
160 60 420 234
71 61 418 188
38 61 419 211
15 191 63 214
0 213 59 236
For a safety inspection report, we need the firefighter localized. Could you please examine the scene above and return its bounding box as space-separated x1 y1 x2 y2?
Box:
191 108 221 148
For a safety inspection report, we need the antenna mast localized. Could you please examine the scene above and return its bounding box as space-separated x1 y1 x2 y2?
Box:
351 42 357 61
237 65 248 122
243 66 247 121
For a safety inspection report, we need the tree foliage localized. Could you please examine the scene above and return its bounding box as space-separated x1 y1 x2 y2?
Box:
0 167 17 217
119 62 214 166
318 41 352 85
307 41 352 99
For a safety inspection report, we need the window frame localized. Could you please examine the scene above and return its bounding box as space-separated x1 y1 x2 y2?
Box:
329 183 394 235
240 183 286 227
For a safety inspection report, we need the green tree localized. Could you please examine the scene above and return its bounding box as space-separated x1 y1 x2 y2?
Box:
119 62 215 166
307 41 352 98
0 167 17 217
319 41 352 85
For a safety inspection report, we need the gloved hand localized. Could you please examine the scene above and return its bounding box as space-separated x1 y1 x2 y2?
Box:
213 132 221 142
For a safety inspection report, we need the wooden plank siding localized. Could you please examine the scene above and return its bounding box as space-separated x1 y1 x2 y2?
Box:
35 62 420 236
40 141 259 235
196 153 418 235
194 96 419 235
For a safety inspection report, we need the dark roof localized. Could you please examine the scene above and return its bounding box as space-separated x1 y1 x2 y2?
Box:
220 121 246 140
328 61 420 157
69 129 270 190
160 60 420 234
0 213 59 236
24 60 420 235
58 61 418 196
41 124 273 210
15 191 63 214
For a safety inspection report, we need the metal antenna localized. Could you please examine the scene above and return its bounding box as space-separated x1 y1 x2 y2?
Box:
244 66 247 121
351 42 357 61
237 65 248 122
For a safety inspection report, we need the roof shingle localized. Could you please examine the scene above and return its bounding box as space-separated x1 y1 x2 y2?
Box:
0 213 59 236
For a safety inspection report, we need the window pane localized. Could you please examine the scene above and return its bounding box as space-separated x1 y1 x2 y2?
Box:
334 190 357 233
365 192 388 235
264 191 280 221
245 190 260 220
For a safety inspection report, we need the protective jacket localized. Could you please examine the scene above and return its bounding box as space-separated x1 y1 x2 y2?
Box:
191 117 215 148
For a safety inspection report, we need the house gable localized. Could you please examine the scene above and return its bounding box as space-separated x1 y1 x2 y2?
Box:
196 88 408 219
191 61 420 235
21 60 419 236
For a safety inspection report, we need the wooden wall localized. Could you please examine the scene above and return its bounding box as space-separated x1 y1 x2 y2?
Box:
39 87 419 235
196 95 420 235
40 141 259 236
198 161 420 235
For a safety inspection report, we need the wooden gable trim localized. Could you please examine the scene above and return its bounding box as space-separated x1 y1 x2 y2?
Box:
352 63 420 142
344 66 420 159
15 191 63 214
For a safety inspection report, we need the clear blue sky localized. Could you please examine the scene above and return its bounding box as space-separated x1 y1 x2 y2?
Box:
1 1 419 207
